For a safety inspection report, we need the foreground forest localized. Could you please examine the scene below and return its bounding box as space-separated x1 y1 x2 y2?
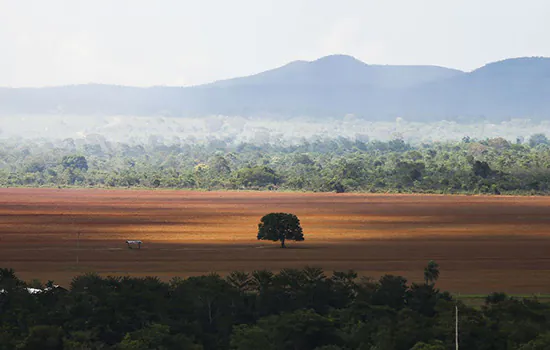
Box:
1 266 550 350
2 133 550 194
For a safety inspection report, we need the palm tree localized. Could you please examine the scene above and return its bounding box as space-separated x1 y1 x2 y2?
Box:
226 271 252 292
424 260 440 285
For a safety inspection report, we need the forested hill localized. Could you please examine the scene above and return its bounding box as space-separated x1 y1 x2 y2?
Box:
1 55 550 121
208 54 463 89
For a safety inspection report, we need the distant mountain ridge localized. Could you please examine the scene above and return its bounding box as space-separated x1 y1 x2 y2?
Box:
209 55 463 89
1 55 549 122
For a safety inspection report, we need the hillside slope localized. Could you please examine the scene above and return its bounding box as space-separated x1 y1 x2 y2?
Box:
1 56 549 122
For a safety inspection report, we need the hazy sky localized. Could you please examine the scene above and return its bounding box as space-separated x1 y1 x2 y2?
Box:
1 0 549 87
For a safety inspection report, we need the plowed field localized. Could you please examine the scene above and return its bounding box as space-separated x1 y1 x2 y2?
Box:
1 188 550 294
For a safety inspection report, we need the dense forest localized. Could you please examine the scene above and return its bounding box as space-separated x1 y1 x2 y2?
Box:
1 265 550 350
1 133 550 194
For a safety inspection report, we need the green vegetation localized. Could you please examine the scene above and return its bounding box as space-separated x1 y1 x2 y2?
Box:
2 134 550 194
2 264 550 349
257 213 304 248
456 294 550 309
424 260 440 285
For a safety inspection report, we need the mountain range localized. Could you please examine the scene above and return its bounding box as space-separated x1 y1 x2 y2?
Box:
1 55 550 122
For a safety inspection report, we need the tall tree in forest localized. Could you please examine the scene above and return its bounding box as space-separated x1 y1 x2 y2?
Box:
424 260 440 285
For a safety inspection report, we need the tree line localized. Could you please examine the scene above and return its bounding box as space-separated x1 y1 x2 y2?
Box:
1 134 550 194
1 265 550 349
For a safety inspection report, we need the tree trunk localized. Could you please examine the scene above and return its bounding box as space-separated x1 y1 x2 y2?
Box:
280 236 286 248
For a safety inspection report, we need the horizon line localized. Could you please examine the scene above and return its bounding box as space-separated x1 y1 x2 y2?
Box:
2 54 548 90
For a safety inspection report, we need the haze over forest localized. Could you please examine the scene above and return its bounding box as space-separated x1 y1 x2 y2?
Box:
1 55 550 145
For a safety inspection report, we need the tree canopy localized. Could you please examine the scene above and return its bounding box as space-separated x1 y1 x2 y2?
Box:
424 260 440 285
257 213 304 248
0 266 549 349
61 155 88 171
3 135 550 195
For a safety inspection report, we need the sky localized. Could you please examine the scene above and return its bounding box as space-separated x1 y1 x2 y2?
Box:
1 0 549 87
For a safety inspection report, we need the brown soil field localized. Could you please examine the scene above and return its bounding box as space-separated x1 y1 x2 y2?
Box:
1 188 550 294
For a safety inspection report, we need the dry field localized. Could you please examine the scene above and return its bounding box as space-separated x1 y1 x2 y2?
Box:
1 188 550 294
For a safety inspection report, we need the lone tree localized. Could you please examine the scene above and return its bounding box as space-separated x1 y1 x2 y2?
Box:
424 260 440 285
257 213 304 248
